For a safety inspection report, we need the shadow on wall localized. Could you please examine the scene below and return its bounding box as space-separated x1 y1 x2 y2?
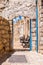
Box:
0 16 12 57
0 16 14 65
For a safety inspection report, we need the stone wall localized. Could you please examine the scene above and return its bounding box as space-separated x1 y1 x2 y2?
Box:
31 19 36 51
38 0 43 54
0 16 12 57
0 0 39 52
0 0 36 20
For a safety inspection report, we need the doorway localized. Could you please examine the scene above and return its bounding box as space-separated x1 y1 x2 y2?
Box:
12 16 30 50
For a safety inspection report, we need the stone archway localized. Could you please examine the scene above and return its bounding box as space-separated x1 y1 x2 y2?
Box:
12 16 30 50
0 16 11 57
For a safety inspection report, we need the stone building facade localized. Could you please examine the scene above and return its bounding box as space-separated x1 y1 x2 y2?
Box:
0 0 43 57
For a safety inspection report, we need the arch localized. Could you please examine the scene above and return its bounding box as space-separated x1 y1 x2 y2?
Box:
12 16 31 50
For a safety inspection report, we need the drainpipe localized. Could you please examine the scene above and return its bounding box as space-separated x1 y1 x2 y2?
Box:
36 0 38 52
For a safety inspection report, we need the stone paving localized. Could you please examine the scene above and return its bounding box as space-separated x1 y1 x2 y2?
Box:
1 51 43 65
